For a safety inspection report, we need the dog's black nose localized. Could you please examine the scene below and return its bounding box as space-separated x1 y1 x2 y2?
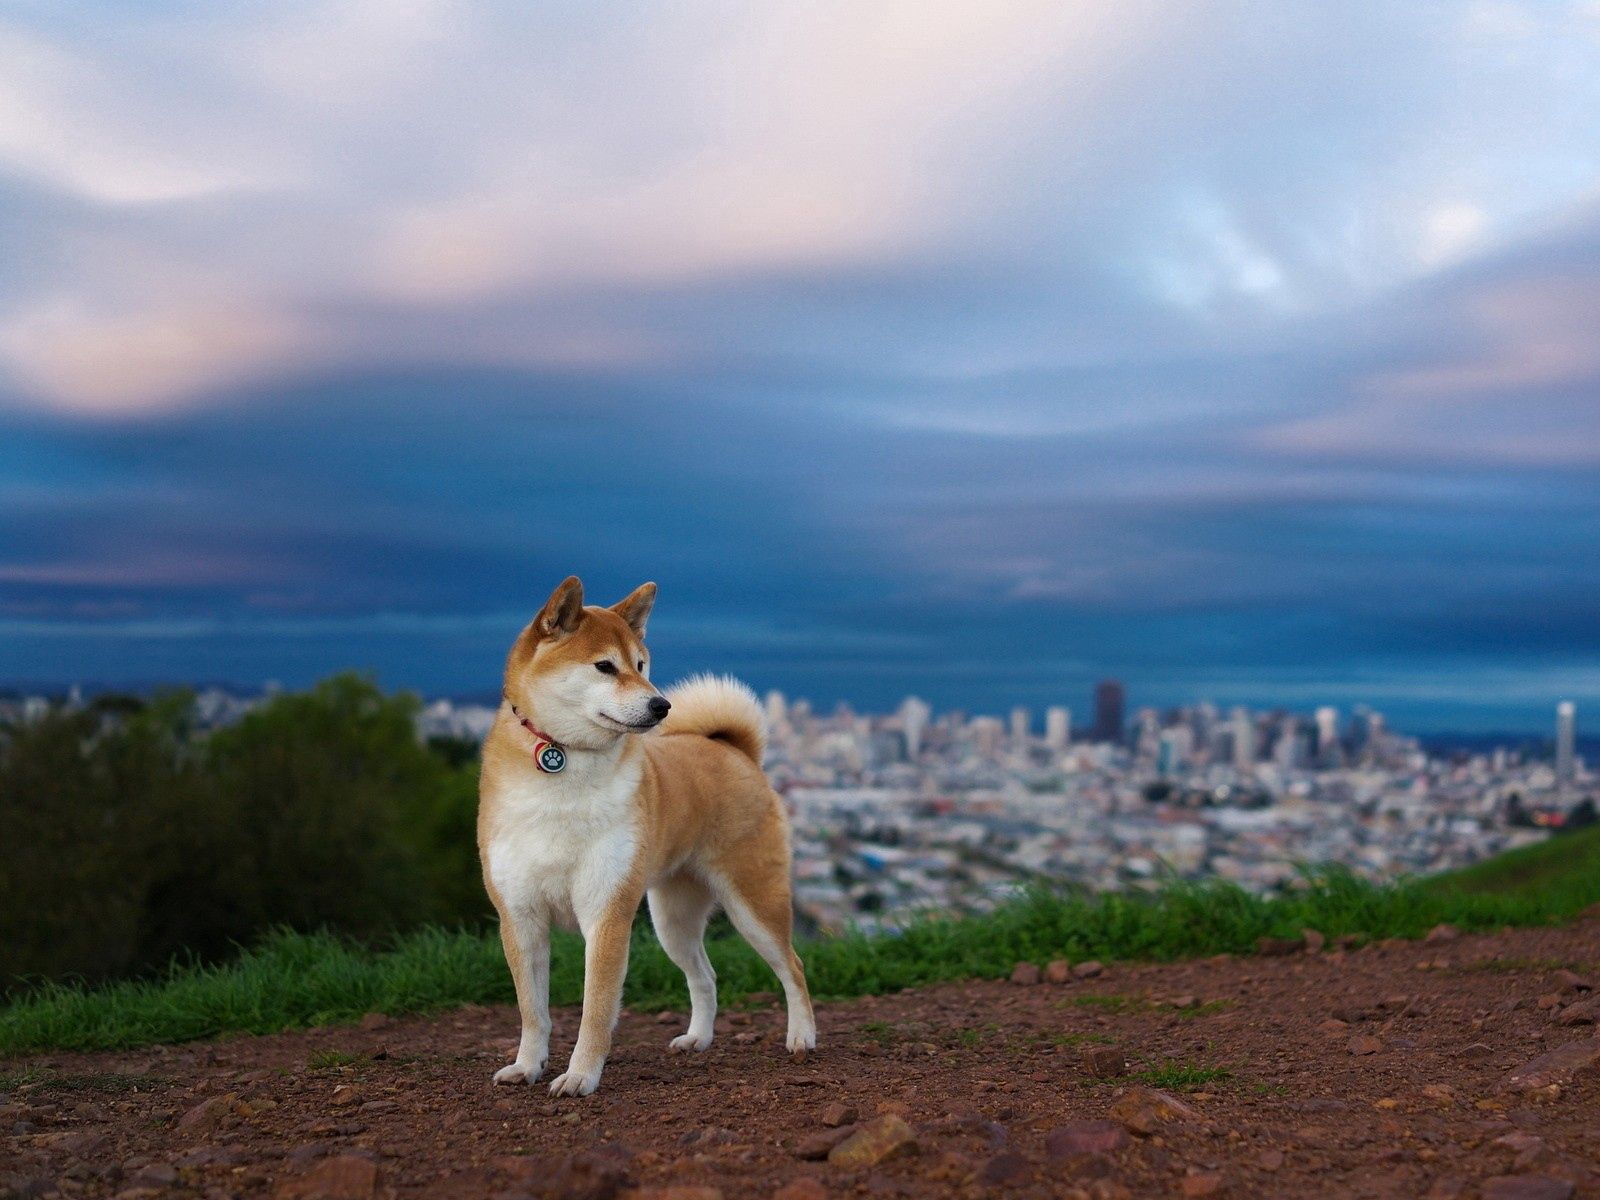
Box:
647 696 671 721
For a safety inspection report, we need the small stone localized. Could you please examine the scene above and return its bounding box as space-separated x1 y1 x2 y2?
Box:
687 1127 738 1148
1044 1120 1128 1157
1424 924 1460 944
131 1164 178 1188
1550 969 1593 993
794 1127 855 1160
826 1115 917 1168
1180 1171 1225 1197
1072 961 1104 979
176 1092 245 1134
1317 1019 1349 1034
1536 993 1562 1011
273 1155 379 1200
1255 937 1301 957
1010 962 1042 986
536 1148 634 1199
819 1103 857 1128
1166 995 1199 1010
976 1152 1031 1186
1426 1178 1468 1200
1463 1042 1496 1060
772 1180 828 1200
1256 1149 1284 1171
1044 960 1073 984
329 1084 361 1107
1074 1045 1123 1079
656 1011 680 1024
1554 998 1598 1025
1348 1035 1383 1056
1499 1040 1600 1093
1107 1087 1200 1135
1492 1132 1544 1155
732 1031 761 1044
358 1012 389 1031
1301 928 1327 953
1479 1177 1574 1200
1421 1084 1456 1107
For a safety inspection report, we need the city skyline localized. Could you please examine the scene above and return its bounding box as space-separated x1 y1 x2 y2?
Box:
3 4 1599 728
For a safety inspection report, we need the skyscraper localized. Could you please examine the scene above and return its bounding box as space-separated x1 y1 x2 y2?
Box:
1044 706 1071 750
1092 679 1125 744
1314 706 1339 759
1230 706 1255 771
1556 701 1577 792
1009 706 1031 745
899 696 931 760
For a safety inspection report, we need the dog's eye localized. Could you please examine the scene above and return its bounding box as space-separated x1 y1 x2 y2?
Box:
637 660 646 672
594 660 618 675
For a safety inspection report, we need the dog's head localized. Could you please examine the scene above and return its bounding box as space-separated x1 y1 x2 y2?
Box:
502 576 669 750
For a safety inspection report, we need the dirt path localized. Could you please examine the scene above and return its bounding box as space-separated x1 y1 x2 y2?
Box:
7 920 1600 1200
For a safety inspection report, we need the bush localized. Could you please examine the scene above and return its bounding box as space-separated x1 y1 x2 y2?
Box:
0 675 489 992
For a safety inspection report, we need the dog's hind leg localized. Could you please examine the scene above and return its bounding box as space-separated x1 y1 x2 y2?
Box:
714 869 817 1055
648 873 719 1052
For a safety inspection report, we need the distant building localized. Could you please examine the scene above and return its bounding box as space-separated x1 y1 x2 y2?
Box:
899 696 931 759
765 690 788 728
1230 706 1255 771
1044 705 1071 750
1557 701 1577 791
1314 706 1339 759
970 715 1003 757
1092 679 1125 744
1009 706 1031 745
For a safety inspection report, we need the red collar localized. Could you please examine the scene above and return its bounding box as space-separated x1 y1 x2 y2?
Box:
509 704 567 773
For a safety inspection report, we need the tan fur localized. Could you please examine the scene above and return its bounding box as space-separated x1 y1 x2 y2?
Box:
477 577 815 1097
656 673 767 765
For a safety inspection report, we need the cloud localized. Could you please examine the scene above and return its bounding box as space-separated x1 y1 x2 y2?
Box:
3 2 1600 725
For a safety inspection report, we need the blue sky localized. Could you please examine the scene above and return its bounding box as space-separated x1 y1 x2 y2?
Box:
2 1 1599 730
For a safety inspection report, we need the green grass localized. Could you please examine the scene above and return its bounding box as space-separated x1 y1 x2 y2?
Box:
1124 1060 1232 1090
3 860 1597 1057
1424 824 1600 903
306 1049 367 1070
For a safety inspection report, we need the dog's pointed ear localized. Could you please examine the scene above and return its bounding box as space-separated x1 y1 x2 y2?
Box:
611 582 657 637
535 576 586 638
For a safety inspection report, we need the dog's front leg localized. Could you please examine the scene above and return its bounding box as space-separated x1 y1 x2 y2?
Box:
549 894 638 1097
493 905 551 1084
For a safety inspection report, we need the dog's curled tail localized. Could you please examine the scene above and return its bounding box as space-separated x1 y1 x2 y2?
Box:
659 674 767 765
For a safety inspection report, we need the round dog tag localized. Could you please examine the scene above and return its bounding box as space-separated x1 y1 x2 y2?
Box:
536 743 567 773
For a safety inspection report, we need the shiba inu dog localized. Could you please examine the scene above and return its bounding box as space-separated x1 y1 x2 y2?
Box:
478 576 816 1097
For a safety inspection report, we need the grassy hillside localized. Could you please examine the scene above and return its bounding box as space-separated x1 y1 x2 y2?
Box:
1423 824 1600 903
6 858 1600 1057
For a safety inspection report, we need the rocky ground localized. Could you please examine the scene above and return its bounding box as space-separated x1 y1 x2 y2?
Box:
6 920 1600 1200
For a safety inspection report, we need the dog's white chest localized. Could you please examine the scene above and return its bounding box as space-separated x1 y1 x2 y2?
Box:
485 765 641 928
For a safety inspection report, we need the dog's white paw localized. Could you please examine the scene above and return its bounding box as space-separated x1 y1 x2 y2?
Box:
786 1026 817 1054
493 1059 544 1085
668 1031 713 1053
548 1068 601 1097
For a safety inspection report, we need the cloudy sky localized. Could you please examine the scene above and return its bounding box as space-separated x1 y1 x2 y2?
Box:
3 0 1599 729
